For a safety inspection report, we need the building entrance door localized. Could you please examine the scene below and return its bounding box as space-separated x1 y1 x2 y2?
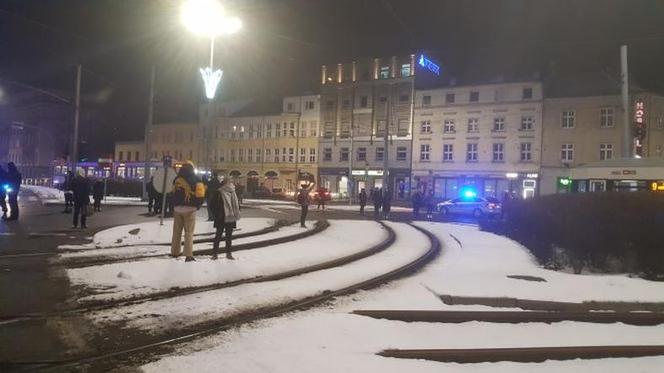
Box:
589 180 606 192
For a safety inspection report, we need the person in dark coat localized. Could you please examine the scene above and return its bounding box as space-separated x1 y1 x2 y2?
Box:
0 165 7 220
358 188 367 215
146 176 157 215
71 171 91 228
411 190 422 219
296 182 315 228
92 180 104 212
210 177 241 260
425 190 436 220
63 171 74 213
205 172 221 221
5 162 21 221
372 187 383 220
382 188 392 220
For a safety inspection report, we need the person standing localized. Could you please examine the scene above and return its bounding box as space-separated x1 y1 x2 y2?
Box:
0 165 7 220
146 176 157 215
92 179 104 212
358 188 367 215
63 171 74 213
425 190 436 220
296 182 315 228
411 189 422 219
205 172 221 221
382 188 392 220
372 187 383 220
5 162 21 221
170 163 205 262
210 176 241 260
71 170 90 228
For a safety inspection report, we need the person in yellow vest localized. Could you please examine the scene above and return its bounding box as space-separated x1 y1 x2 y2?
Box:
170 162 206 262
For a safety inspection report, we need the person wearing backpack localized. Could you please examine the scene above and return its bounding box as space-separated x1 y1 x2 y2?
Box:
296 181 315 228
210 176 241 260
170 163 205 262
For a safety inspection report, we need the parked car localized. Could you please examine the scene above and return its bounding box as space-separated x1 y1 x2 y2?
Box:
314 187 331 202
437 196 501 217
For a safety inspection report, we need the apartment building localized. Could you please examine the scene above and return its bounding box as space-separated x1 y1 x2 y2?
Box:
540 82 664 194
318 55 416 200
412 81 543 199
210 95 320 195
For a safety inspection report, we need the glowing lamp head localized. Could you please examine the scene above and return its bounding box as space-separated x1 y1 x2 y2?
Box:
181 0 242 38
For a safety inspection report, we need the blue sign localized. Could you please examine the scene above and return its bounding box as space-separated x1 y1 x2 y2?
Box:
418 54 440 76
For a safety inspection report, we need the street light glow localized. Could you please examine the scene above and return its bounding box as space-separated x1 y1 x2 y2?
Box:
180 0 242 38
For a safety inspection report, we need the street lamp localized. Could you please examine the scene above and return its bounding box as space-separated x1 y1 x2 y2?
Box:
180 0 242 99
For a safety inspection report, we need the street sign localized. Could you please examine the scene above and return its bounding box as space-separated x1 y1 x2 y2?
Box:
152 167 176 194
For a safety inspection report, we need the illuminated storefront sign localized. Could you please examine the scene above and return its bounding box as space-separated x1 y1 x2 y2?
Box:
418 54 440 75
651 181 664 191
634 99 646 157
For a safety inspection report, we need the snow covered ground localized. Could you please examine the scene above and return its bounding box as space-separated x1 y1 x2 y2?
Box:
67 220 385 302
58 215 275 250
137 222 664 373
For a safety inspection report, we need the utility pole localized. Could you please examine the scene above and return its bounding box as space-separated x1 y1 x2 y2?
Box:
621 45 631 158
71 64 82 173
383 85 390 192
348 85 355 205
143 66 156 200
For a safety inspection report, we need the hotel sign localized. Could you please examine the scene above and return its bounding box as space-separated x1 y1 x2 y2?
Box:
418 54 440 76
634 99 646 157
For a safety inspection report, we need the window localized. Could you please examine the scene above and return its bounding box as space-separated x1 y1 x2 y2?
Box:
305 101 315 110
379 96 387 103
300 121 307 137
522 87 533 99
420 144 430 161
400 63 411 77
444 119 455 133
376 147 385 161
600 143 614 160
286 123 292 137
342 99 350 108
397 147 408 161
287 148 293 162
469 91 479 102
521 116 534 131
299 148 306 162
399 94 409 102
311 121 318 137
357 147 367 161
238 149 244 162
309 148 316 163
274 148 279 163
266 123 272 138
422 95 431 106
118 151 123 161
247 149 253 162
445 93 455 104
379 66 390 79
466 143 478 162
230 149 236 162
289 122 296 137
287 102 294 111
275 123 281 137
467 118 479 133
340 147 349 161
443 144 454 161
421 120 431 133
265 149 271 162
600 108 614 128
493 117 505 132
323 148 332 161
562 111 575 128
561 143 574 162
520 143 532 162
492 143 504 162
360 96 368 108
256 149 261 162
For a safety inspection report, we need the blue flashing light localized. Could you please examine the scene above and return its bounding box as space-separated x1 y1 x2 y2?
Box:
2 184 12 193
418 54 441 76
460 187 477 199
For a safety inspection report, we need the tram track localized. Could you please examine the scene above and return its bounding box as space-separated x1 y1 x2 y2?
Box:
3 223 440 372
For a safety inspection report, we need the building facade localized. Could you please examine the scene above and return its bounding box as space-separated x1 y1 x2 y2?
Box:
540 93 664 194
318 55 416 200
412 81 544 200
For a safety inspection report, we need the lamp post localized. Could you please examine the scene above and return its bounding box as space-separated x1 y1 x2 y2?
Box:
181 0 241 170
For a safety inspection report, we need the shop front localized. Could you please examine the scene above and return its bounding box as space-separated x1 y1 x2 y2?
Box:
568 158 664 193
320 167 410 200
413 171 540 201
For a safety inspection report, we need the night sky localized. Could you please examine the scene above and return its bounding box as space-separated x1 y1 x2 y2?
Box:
1 0 664 157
